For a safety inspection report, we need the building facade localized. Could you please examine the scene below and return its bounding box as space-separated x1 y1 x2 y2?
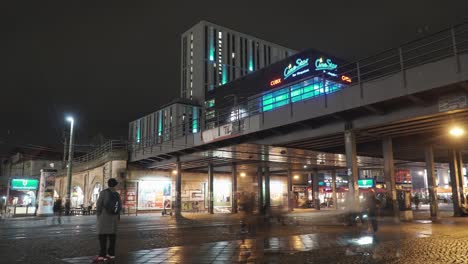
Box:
128 99 201 147
180 20 296 105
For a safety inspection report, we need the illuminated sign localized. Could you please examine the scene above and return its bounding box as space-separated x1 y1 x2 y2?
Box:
270 78 282 86
11 179 39 190
284 58 309 80
341 75 352 83
315 58 337 71
357 179 374 189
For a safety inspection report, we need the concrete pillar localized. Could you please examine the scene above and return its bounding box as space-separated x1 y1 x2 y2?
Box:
307 173 313 201
344 130 359 199
175 160 182 217
449 149 462 216
287 167 294 212
264 165 271 215
208 163 214 214
257 166 263 213
424 145 439 220
456 151 465 206
231 163 238 214
331 170 338 210
312 170 320 210
383 137 399 218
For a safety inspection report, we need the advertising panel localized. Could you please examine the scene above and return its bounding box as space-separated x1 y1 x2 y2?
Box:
137 181 171 210
37 169 56 216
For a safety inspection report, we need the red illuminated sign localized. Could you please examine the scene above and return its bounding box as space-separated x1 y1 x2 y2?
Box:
341 75 352 83
270 78 282 86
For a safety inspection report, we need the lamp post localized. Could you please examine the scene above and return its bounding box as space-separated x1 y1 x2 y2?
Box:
65 116 75 214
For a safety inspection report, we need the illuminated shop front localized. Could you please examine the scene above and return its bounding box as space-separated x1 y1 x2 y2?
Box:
213 180 231 213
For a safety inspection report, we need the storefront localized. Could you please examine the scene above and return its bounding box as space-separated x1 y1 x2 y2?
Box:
293 185 308 208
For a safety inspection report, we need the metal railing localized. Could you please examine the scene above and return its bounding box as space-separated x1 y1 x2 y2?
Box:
130 22 468 155
74 140 127 163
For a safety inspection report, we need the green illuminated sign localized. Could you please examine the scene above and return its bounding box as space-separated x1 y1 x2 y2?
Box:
11 179 39 190
357 179 374 189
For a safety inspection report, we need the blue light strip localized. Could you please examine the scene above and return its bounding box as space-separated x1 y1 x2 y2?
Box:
192 107 198 133
136 120 141 143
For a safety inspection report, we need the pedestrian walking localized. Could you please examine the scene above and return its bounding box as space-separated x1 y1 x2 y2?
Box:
365 189 380 234
94 178 122 263
53 197 63 224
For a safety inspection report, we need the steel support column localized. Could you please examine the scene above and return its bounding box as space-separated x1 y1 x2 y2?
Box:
383 137 399 218
331 170 338 210
312 170 320 210
456 151 465 206
344 130 359 199
449 150 462 216
175 159 182 217
287 167 293 212
257 166 263 213
231 163 238 214
208 163 214 214
264 165 271 215
424 145 439 220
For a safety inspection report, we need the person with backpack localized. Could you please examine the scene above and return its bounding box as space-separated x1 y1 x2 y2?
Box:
95 178 122 262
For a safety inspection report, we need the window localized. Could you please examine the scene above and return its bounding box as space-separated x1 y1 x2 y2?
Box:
261 77 345 112
262 88 290 112
206 110 215 119
205 99 215 108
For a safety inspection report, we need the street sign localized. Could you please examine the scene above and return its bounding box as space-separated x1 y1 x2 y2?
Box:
11 179 39 190
357 179 374 189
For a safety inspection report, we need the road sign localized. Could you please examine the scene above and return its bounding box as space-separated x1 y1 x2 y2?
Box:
11 179 39 190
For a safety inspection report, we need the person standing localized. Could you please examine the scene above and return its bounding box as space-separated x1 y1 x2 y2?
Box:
95 178 122 262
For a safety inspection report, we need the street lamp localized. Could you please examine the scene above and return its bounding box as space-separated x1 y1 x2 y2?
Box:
65 116 75 214
449 126 464 137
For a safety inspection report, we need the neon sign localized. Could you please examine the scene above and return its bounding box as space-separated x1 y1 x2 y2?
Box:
270 78 282 86
284 58 309 80
315 58 337 71
341 75 352 83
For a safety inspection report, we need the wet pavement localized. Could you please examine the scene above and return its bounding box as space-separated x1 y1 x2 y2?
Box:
1 207 468 263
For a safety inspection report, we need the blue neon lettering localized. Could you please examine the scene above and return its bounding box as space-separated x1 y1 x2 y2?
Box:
284 58 309 80
315 58 337 71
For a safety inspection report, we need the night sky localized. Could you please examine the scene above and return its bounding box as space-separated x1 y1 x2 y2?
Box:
1 1 467 154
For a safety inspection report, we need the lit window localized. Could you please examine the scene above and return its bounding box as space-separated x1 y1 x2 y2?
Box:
218 31 222 38
232 53 235 58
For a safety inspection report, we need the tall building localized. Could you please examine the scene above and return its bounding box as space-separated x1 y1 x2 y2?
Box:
180 20 296 105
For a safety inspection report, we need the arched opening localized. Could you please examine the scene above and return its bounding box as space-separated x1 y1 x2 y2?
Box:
91 183 101 207
71 186 84 208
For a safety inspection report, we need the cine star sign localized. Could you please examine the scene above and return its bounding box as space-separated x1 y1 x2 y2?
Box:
11 179 39 190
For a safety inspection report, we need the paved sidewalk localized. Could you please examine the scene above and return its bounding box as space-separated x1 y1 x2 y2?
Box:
62 233 343 263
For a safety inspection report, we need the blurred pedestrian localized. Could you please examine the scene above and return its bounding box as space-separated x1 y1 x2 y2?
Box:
94 178 122 262
413 193 420 210
65 199 71 216
365 189 380 234
52 197 63 224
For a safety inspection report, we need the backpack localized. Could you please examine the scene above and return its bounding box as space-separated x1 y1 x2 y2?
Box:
104 189 121 215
